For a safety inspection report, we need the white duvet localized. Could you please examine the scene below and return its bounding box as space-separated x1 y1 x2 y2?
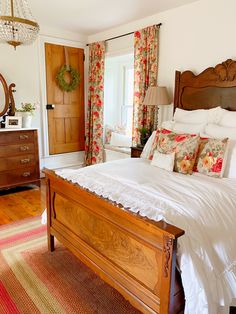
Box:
56 158 236 314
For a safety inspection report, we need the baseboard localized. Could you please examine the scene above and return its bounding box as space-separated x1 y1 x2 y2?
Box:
40 151 85 170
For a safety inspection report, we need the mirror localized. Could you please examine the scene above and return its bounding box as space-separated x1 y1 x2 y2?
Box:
9 83 16 115
0 74 9 117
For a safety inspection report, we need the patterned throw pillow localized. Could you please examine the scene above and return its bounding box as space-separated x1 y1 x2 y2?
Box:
104 125 126 144
157 129 200 174
148 129 161 160
105 126 113 144
194 137 229 178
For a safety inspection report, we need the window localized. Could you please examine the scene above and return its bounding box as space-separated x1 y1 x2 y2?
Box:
122 65 134 135
104 53 134 136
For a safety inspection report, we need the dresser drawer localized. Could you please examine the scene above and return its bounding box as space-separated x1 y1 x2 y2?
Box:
0 129 40 189
0 143 35 157
0 167 38 187
0 155 36 172
0 130 35 145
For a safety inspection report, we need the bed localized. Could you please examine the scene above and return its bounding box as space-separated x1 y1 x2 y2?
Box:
45 59 236 314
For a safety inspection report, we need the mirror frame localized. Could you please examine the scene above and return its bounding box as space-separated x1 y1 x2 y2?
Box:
0 73 10 117
9 83 16 116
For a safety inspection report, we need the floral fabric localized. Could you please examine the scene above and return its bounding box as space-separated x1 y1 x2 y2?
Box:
157 129 200 174
132 25 160 146
85 42 106 166
104 126 113 144
194 137 229 178
148 129 160 160
104 125 126 144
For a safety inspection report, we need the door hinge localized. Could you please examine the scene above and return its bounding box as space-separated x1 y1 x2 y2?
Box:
83 53 85 62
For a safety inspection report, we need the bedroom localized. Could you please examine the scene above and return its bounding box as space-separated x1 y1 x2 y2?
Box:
0 0 236 313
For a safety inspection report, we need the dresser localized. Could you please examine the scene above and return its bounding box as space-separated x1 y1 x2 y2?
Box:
0 129 40 190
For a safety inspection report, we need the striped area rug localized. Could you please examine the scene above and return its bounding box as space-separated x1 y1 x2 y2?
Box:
0 217 140 314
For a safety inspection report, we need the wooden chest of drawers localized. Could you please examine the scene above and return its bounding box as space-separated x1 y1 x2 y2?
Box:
0 129 40 190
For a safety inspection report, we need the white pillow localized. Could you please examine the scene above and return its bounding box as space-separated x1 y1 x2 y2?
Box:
219 109 236 128
110 132 132 147
205 124 236 140
151 151 175 172
174 107 223 124
161 120 205 134
173 122 205 134
224 140 236 178
161 120 174 130
208 107 225 124
174 108 209 124
140 131 156 159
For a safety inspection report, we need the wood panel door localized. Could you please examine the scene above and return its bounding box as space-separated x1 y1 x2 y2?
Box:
45 43 85 155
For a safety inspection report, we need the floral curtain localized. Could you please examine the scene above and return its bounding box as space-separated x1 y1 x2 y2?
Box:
132 25 160 145
85 42 106 166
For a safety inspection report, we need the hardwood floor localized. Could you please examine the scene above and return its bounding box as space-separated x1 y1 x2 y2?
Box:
0 179 46 225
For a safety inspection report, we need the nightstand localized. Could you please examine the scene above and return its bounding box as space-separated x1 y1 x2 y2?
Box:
131 146 143 158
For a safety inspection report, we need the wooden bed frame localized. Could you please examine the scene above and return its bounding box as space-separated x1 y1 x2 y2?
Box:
45 59 236 314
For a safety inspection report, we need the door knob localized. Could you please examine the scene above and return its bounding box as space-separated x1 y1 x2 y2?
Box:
46 104 55 110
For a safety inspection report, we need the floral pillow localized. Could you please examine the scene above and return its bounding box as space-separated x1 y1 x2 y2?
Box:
157 129 200 174
194 137 229 178
105 126 113 144
148 128 162 160
104 125 126 144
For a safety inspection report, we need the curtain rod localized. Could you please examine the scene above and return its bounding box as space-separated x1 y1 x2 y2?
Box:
86 23 162 46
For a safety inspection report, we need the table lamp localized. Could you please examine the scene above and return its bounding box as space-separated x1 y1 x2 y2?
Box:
143 86 170 130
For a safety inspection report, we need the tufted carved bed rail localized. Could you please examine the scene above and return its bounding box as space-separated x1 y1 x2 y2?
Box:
45 59 236 313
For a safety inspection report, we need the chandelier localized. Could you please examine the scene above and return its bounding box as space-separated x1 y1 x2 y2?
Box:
0 0 39 49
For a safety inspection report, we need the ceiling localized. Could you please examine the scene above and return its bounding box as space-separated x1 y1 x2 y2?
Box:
30 0 198 35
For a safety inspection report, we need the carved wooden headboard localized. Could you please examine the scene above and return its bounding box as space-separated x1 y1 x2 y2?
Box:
174 59 236 111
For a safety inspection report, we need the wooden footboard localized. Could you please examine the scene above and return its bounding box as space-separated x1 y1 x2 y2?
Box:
45 169 185 314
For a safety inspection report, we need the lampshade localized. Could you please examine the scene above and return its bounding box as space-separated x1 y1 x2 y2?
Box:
143 86 170 106
0 0 39 49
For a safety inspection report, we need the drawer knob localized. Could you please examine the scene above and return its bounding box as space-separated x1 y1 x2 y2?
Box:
20 146 29 151
22 172 31 177
19 135 29 140
21 158 30 164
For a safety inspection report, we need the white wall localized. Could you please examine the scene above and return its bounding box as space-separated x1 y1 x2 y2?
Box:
0 43 40 110
0 27 87 170
88 0 236 123
0 41 43 151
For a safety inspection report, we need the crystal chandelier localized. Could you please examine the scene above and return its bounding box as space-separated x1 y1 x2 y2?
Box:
0 0 39 49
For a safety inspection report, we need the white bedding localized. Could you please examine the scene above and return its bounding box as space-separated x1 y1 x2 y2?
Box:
56 158 236 314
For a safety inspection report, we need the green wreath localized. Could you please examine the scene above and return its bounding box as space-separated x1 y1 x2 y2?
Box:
56 65 80 92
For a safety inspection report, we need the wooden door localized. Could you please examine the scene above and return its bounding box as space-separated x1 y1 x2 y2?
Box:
45 43 85 155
